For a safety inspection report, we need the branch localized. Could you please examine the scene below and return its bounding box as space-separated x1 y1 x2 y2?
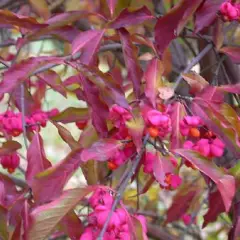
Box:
97 134 149 240
173 43 213 91
147 223 178 240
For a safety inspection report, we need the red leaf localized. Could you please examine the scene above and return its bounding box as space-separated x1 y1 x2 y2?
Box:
71 29 105 55
219 47 240 64
181 72 209 94
217 175 235 213
27 11 106 40
59 211 83 239
195 0 224 33
107 0 117 16
203 190 225 228
166 188 197 223
153 153 175 187
144 58 164 108
50 107 89 123
118 28 143 98
191 99 240 157
12 84 37 115
0 57 63 96
26 133 52 186
169 102 186 149
27 186 96 240
219 83 240 94
0 9 46 30
196 85 224 103
30 148 83 205
154 0 203 57
37 70 67 97
175 149 235 211
81 139 122 162
109 6 154 29
229 201 240 240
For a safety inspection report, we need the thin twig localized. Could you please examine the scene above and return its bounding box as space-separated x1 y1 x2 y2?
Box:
20 84 28 150
97 134 149 240
173 43 213 91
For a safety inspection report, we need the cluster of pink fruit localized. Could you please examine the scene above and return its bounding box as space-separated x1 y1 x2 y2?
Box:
220 1 240 21
0 109 59 137
80 188 147 240
107 105 182 189
180 116 225 168
107 105 172 170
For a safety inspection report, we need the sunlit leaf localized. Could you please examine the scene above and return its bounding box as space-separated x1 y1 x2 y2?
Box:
51 122 79 150
50 107 89 123
26 133 52 186
29 0 50 20
27 187 96 240
169 102 186 149
175 149 235 211
144 58 163 108
81 139 122 162
0 141 22 156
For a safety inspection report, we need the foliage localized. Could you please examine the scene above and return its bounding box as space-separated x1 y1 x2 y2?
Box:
0 0 239 239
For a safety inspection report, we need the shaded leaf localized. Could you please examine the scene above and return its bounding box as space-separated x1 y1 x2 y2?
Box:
26 11 106 40
27 187 96 240
81 160 99 185
119 28 143 98
81 139 122 162
219 47 240 64
109 6 154 29
52 122 79 150
155 0 203 57
175 149 235 211
182 72 209 94
50 107 89 123
0 206 8 240
59 210 83 239
166 186 197 223
169 102 186 149
144 58 163 108
195 0 224 33
29 0 50 20
26 133 52 186
69 65 128 109
228 201 240 240
203 189 225 227
0 141 22 156
213 18 224 50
